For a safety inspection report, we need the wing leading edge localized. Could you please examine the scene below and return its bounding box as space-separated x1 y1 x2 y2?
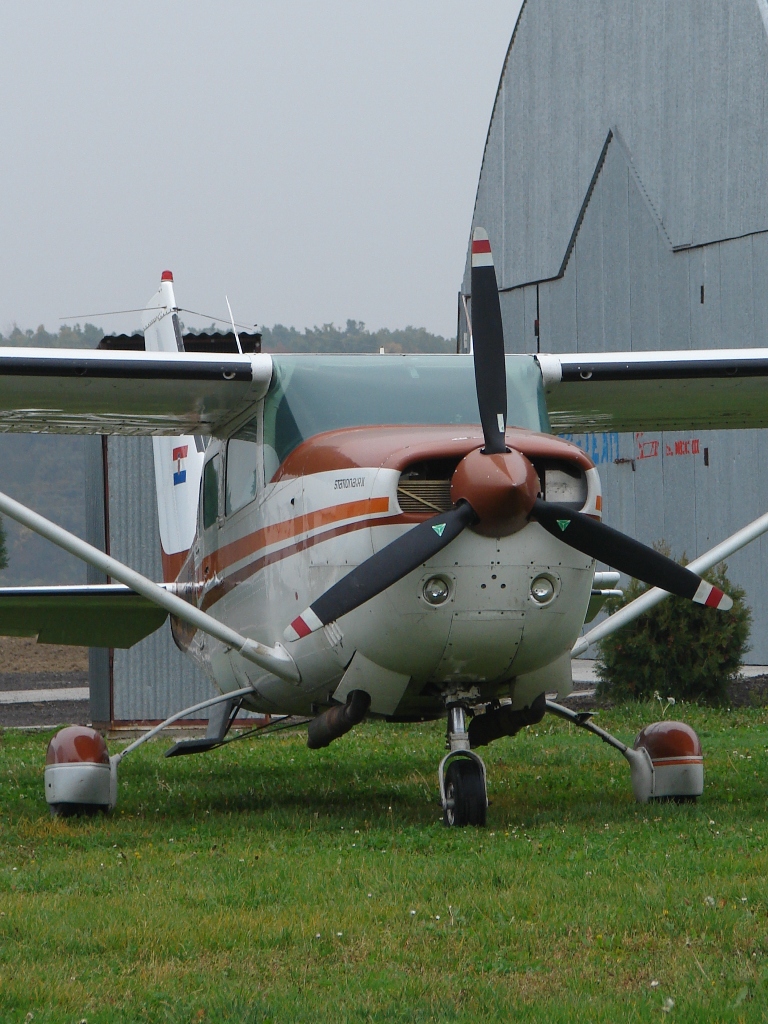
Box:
537 349 768 433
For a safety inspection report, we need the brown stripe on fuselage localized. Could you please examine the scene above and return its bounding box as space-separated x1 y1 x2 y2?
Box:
201 496 390 579
200 511 422 612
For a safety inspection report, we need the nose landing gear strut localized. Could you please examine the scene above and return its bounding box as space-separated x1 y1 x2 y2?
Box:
439 704 488 827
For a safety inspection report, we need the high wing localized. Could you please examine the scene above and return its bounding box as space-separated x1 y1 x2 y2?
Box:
0 584 167 646
0 348 272 435
0 345 767 437
538 349 768 433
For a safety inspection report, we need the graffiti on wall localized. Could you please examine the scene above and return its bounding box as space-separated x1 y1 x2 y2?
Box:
558 432 621 464
559 432 708 467
636 433 701 459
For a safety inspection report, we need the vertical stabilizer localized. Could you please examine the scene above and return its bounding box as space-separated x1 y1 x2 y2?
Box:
143 272 204 580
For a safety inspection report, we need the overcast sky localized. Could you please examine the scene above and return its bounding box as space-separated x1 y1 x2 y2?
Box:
0 2 522 339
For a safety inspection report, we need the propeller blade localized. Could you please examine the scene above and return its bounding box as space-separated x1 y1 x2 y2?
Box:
531 498 733 610
471 227 507 455
285 502 478 640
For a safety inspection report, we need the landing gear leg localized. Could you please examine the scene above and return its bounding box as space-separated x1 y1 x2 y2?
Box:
439 705 488 827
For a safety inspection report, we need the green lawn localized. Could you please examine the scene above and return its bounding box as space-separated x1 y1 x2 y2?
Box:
0 705 766 1022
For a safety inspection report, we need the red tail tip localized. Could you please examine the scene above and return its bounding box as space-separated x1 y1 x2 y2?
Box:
161 270 174 282
472 238 492 254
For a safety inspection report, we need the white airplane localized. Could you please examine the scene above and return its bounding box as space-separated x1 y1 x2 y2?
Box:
2 229 768 825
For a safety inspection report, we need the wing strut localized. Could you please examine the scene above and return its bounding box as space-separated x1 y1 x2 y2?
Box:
0 489 300 684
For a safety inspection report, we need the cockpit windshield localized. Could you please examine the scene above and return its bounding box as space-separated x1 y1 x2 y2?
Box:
262 354 549 468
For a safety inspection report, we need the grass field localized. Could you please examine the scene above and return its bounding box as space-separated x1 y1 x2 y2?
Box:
1 704 767 1023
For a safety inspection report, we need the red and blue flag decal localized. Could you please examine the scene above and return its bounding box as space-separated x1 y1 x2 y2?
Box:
173 445 188 485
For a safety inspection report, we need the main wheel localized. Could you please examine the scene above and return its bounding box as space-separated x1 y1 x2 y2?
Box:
49 803 107 818
443 758 486 827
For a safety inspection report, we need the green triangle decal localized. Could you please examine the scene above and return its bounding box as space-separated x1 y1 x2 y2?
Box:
556 519 571 532
432 523 446 537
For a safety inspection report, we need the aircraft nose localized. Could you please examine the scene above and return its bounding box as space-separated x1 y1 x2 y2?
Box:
450 447 540 537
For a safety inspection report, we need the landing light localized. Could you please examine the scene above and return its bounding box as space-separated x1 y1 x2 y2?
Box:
530 575 556 604
423 577 450 605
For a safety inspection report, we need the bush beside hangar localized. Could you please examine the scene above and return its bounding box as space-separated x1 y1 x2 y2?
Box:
458 0 768 660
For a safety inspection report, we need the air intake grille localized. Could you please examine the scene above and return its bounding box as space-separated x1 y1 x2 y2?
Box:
397 479 453 513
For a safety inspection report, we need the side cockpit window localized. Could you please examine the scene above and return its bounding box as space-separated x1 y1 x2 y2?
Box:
225 417 261 516
226 438 260 514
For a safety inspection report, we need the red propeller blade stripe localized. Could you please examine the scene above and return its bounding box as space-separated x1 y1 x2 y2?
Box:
288 617 312 639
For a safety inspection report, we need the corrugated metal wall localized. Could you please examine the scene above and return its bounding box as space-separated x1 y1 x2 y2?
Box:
86 435 216 724
461 0 768 661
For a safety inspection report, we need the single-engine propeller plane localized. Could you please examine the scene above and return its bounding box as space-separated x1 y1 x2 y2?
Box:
3 230 768 824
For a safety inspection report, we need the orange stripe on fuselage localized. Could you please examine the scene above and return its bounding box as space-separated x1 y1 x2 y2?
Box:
201 496 390 579
200 511 418 612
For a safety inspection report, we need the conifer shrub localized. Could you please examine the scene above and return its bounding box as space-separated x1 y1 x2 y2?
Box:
596 555 751 705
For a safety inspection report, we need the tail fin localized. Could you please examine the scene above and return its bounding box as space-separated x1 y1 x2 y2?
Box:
143 271 204 581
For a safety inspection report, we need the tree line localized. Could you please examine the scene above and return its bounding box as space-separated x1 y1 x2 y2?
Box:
260 320 454 353
0 323 104 348
1 320 455 353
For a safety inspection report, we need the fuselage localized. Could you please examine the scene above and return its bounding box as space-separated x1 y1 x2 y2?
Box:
169 355 601 719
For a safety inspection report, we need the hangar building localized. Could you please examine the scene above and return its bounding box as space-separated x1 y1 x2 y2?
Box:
459 0 768 660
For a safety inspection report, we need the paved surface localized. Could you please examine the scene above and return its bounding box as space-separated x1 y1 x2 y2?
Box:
0 687 89 704
0 671 88 691
571 660 599 684
0 701 90 728
0 671 89 728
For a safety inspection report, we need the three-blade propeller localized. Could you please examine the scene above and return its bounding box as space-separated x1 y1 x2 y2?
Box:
285 228 731 642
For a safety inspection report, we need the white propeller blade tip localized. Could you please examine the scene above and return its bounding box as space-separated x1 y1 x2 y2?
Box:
471 227 494 268
285 607 323 641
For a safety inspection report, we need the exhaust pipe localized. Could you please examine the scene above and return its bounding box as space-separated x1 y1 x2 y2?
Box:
468 692 547 748
307 689 371 749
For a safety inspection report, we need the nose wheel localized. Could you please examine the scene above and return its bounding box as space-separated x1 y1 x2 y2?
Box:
439 705 488 827
443 757 487 826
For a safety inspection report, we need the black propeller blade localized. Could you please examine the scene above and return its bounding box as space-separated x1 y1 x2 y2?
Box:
531 499 732 609
284 503 478 640
470 227 508 455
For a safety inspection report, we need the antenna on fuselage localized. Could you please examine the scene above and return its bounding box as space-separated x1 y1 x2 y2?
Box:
461 293 473 354
225 295 243 354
